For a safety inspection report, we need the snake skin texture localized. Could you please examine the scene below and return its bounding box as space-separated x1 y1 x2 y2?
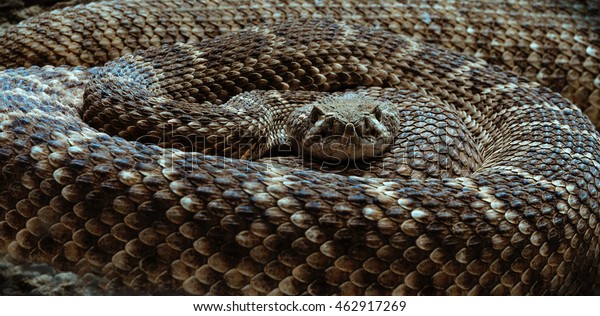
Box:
1 0 599 126
0 1 600 295
0 1 83 27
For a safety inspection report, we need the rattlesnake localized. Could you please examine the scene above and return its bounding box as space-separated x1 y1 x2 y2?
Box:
0 0 600 295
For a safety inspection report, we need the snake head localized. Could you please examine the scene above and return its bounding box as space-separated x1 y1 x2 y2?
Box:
288 92 400 163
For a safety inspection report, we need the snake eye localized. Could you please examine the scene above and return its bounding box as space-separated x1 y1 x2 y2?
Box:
328 117 335 128
309 105 324 124
371 105 383 121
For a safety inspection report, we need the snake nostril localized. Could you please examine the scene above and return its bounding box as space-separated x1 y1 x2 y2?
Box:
362 117 377 138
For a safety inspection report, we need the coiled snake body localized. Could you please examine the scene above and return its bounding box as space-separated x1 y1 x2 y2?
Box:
0 0 600 295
